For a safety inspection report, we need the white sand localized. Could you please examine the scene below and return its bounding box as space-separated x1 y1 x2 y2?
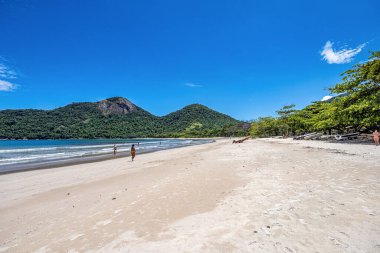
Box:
0 139 379 252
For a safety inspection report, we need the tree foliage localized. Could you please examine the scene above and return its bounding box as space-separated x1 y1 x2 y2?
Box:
330 51 380 128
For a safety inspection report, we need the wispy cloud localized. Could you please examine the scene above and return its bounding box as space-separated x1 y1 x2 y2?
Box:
321 41 366 64
184 83 203 88
0 80 17 91
0 64 17 79
0 59 18 92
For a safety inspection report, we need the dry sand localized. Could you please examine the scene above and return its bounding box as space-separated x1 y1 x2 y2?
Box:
0 139 379 253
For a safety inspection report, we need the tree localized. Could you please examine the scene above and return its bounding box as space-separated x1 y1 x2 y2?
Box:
308 101 339 133
276 104 297 136
250 117 282 137
329 51 380 130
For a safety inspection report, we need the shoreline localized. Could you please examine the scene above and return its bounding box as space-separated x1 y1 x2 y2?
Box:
0 137 220 141
0 139 378 252
0 139 215 175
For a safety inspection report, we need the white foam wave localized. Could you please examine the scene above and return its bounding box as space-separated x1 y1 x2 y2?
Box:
0 147 58 153
0 139 211 167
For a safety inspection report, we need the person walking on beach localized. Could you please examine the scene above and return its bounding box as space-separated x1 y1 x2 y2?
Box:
113 144 117 157
373 130 379 146
131 144 136 161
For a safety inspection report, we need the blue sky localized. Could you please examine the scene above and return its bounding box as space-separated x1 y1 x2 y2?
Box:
0 0 379 120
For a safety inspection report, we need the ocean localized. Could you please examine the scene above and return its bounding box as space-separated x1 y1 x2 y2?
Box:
0 139 213 173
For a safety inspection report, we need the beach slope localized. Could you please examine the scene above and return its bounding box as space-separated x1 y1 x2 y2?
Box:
0 139 379 252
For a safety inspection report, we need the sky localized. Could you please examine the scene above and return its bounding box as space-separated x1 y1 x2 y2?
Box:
0 0 379 120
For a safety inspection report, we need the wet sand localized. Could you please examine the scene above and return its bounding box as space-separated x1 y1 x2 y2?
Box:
0 140 213 175
0 139 379 252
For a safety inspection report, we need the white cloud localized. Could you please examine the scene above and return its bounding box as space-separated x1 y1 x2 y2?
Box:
185 83 203 88
0 64 17 79
0 60 18 92
321 41 366 64
321 95 333 101
0 80 16 91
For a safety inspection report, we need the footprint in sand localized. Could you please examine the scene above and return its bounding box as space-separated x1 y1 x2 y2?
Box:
69 233 84 241
94 219 112 228
283 246 295 253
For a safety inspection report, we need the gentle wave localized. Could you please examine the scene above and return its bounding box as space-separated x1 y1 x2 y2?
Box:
0 153 71 165
0 139 209 167
0 140 176 153
0 147 58 153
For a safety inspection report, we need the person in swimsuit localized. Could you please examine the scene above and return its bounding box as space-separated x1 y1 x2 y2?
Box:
373 130 379 146
131 144 136 161
113 144 117 157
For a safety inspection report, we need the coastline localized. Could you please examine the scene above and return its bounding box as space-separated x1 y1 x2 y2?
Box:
0 137 218 140
0 138 378 252
0 139 215 175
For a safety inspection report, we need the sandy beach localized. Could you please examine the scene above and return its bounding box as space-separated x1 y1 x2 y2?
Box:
0 139 379 253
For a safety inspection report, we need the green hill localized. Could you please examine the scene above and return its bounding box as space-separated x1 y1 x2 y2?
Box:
159 104 247 137
0 97 247 139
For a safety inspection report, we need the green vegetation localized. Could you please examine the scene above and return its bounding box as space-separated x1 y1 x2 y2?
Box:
0 101 248 139
250 51 380 137
156 104 250 137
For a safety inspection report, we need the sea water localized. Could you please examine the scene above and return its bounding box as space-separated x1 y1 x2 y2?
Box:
0 139 212 172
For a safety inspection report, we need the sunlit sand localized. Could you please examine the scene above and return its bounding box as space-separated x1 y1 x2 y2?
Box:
0 139 379 252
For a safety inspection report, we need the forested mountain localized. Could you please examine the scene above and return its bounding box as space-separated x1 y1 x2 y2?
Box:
0 97 247 139
158 104 247 137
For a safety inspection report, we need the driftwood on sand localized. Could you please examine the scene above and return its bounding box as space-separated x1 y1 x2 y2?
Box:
232 137 250 144
293 132 321 140
335 132 360 141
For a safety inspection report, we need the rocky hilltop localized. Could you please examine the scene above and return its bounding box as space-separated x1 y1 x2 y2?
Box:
98 97 137 115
